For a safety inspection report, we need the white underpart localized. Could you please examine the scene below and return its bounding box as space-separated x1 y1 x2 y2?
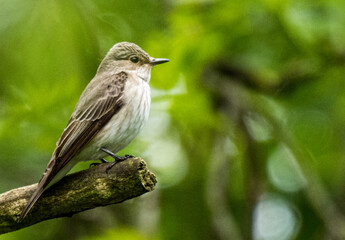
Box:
76 70 151 161
46 68 152 188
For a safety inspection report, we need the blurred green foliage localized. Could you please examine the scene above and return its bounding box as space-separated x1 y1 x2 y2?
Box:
1 0 345 239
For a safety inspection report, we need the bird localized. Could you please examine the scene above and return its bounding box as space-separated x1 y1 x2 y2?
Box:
18 42 169 221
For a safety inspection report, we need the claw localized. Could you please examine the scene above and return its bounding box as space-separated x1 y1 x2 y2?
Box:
105 155 135 173
89 162 100 168
101 147 135 172
106 161 117 173
89 158 108 168
100 147 136 173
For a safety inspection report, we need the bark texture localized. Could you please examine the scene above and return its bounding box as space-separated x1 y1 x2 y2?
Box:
0 158 156 234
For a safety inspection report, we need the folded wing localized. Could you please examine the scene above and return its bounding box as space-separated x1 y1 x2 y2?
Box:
19 71 128 221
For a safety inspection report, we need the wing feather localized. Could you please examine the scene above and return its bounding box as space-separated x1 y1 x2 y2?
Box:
19 71 128 221
53 71 128 175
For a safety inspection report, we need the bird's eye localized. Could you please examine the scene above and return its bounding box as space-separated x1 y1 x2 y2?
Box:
130 57 139 63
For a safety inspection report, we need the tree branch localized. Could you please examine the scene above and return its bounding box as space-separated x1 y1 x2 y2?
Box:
0 158 156 234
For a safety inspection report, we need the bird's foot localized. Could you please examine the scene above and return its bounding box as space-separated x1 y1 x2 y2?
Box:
100 147 135 172
105 154 135 173
114 154 135 161
89 158 108 168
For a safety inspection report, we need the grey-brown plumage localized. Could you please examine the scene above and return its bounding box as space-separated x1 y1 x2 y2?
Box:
19 42 169 221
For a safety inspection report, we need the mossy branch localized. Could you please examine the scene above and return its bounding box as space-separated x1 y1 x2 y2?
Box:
0 158 156 234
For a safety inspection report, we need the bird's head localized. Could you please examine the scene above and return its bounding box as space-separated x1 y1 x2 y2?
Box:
97 42 169 82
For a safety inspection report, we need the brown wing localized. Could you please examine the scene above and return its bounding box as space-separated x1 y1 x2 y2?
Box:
19 71 128 221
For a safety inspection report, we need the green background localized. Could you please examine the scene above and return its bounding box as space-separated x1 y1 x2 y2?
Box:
1 0 345 239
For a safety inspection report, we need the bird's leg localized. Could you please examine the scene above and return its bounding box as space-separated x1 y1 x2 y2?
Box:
101 147 134 161
89 158 108 168
101 147 135 172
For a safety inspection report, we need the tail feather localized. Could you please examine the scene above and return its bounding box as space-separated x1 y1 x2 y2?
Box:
18 158 77 222
18 158 57 222
18 185 45 222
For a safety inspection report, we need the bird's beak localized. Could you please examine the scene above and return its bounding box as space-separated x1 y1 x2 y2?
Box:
150 58 170 66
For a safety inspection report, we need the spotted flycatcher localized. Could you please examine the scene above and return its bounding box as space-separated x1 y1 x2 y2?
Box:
19 42 169 221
